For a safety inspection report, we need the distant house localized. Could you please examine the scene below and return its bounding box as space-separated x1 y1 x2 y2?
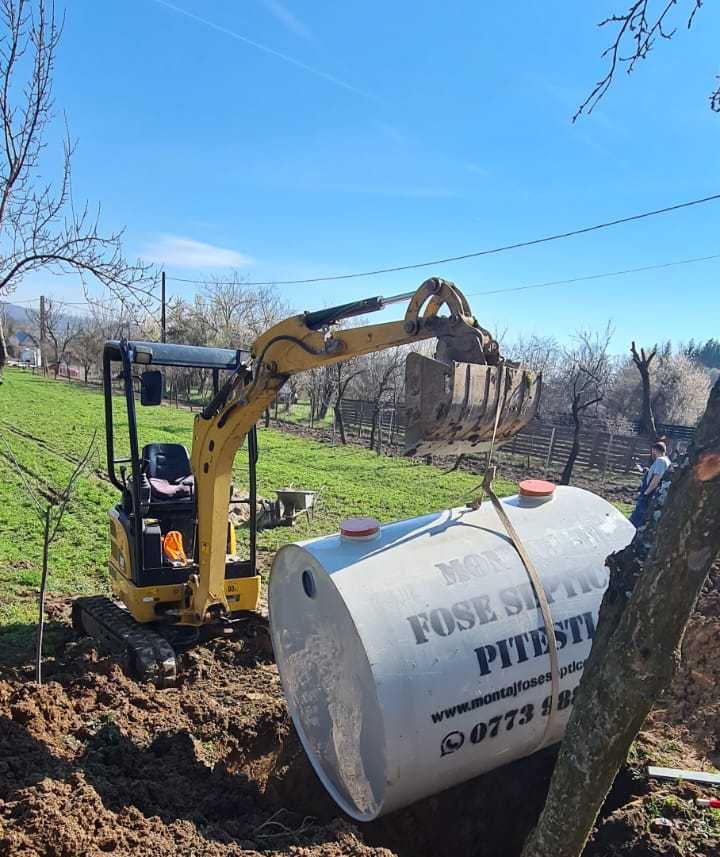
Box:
7 330 41 367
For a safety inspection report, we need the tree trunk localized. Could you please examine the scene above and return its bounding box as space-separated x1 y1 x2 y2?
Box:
263 408 270 428
369 405 380 451
631 342 658 438
444 453 465 473
560 412 581 485
637 363 656 437
0 312 7 383
522 377 720 857
335 404 347 445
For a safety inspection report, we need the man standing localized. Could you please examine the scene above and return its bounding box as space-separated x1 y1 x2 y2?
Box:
629 441 672 528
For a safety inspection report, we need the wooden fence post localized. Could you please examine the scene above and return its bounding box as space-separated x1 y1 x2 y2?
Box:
543 427 556 477
589 432 603 469
624 436 639 472
601 432 614 488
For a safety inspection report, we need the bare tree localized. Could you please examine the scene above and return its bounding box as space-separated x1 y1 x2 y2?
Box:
506 334 563 417
608 345 711 428
181 280 288 342
26 296 79 376
654 350 711 423
304 365 334 424
506 333 562 376
157 283 290 413
630 340 658 436
559 326 613 485
73 321 97 383
351 348 406 451
0 300 7 381
187 277 254 345
331 359 365 444
522 377 720 857
0 0 154 379
68 298 126 384
576 1 716 120
243 284 289 340
3 431 96 683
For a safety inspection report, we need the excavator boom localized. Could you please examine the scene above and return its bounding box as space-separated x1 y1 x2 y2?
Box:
186 277 540 625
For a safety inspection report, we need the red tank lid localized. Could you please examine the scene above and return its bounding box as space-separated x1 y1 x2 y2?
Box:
340 517 381 538
519 479 556 498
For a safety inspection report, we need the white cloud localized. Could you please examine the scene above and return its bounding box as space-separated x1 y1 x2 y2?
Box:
260 0 313 40
141 235 254 269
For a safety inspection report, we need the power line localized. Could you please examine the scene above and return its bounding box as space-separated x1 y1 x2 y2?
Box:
464 253 720 299
8 251 719 314
1 296 96 307
163 191 720 287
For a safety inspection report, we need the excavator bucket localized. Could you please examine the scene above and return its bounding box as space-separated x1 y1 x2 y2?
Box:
403 352 541 458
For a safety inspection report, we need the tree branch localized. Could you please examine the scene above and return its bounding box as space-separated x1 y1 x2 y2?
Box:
0 1 156 307
575 0 708 120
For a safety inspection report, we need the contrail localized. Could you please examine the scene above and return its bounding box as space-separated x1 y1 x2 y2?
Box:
150 0 379 103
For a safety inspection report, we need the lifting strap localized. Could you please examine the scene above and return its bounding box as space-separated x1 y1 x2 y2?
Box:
479 467 561 751
467 363 560 749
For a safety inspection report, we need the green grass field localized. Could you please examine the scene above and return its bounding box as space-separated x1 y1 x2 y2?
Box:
0 369 516 642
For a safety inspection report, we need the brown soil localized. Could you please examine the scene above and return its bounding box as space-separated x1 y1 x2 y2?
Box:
1 578 719 857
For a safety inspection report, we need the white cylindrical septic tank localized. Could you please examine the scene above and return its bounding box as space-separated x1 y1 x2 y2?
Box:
269 485 634 821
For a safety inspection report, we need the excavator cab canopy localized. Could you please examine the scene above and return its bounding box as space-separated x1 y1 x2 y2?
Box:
102 339 258 583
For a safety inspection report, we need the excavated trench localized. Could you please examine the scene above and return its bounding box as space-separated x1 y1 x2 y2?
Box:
261 722 652 857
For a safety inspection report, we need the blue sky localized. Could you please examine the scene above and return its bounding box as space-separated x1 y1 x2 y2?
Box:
10 0 720 350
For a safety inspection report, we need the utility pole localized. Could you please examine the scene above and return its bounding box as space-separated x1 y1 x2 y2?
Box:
160 271 166 343
39 295 46 373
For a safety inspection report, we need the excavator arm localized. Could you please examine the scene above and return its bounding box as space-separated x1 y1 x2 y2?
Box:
184 278 539 625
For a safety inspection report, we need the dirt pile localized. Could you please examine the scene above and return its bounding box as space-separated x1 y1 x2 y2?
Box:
1 578 719 857
648 564 720 766
0 609 387 857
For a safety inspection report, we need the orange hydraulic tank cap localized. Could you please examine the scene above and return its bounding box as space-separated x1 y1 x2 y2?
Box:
341 517 381 539
518 479 556 498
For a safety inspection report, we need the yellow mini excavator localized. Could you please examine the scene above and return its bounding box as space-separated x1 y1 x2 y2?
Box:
72 278 541 686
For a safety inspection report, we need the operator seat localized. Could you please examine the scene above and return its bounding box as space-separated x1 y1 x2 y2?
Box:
142 443 194 501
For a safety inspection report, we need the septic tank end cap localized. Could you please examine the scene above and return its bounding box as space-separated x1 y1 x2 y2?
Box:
519 479 556 498
340 517 381 539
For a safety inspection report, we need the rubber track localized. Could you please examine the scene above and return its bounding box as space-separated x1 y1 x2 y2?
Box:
73 596 177 688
